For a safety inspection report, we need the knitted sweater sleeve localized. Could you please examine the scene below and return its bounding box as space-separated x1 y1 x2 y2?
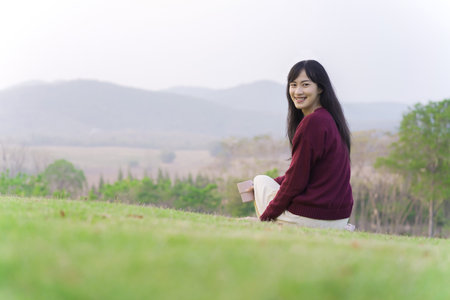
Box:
260 116 325 221
273 175 285 185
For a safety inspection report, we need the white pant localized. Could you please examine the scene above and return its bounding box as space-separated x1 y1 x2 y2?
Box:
253 175 349 229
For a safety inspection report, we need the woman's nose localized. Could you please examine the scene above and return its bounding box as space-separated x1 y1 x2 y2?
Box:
294 87 303 95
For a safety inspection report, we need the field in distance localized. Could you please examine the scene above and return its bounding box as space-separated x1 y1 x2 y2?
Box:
30 146 216 185
1 197 449 300
26 130 392 187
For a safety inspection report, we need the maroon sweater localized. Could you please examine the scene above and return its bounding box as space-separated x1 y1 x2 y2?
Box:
260 108 353 221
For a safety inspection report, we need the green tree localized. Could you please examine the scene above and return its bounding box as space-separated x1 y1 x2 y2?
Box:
195 173 211 188
173 181 221 213
117 168 124 181
99 178 140 202
0 170 48 197
136 176 160 205
88 186 98 200
98 175 105 190
157 169 172 191
375 99 450 237
42 159 87 198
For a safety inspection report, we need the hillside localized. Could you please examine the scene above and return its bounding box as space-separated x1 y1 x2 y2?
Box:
1 196 449 300
165 80 288 114
0 80 283 147
0 79 409 148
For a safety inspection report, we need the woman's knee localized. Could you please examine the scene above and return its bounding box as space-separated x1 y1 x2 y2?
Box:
253 175 272 187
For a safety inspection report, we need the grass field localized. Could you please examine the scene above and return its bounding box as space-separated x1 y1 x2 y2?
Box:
1 197 449 300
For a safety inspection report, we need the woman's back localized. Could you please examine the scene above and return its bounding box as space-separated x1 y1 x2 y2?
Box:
285 107 353 220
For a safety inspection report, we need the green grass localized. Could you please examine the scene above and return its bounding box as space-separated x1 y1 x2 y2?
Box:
1 197 449 300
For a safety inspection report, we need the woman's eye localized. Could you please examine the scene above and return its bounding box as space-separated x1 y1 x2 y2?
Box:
302 83 309 87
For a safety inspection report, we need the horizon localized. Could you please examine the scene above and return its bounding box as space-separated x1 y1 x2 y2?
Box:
1 77 442 105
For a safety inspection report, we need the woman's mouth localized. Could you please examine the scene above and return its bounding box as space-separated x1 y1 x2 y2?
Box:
295 97 306 103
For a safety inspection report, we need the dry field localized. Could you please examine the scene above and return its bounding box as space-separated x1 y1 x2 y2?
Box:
2 130 394 188
29 146 216 186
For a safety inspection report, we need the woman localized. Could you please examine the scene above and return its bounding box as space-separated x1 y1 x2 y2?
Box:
252 60 353 229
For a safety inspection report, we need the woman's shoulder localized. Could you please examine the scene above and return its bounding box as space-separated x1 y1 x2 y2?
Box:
300 108 333 128
293 108 331 143
293 108 339 149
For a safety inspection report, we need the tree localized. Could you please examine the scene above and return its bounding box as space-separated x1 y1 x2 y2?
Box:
117 168 124 181
173 181 221 213
99 175 105 189
375 99 450 237
159 150 176 164
42 159 87 198
0 170 48 197
136 176 160 205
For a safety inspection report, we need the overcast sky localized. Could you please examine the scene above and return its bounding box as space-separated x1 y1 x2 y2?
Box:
1 0 449 103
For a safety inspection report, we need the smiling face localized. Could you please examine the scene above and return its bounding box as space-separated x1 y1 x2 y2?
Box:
289 69 323 116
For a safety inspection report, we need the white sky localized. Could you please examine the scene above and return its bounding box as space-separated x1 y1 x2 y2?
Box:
1 0 449 103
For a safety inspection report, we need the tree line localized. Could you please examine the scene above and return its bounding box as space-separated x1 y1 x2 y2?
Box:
89 170 222 214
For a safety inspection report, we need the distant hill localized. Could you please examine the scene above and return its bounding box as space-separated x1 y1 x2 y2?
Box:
164 81 410 132
0 80 284 148
0 79 410 148
164 80 288 114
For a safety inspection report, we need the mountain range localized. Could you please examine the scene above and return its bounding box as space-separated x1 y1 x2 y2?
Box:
0 79 410 148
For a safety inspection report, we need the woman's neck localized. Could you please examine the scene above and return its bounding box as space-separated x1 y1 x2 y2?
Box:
302 104 322 116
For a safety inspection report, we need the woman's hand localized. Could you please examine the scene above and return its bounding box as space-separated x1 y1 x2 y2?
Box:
245 185 254 193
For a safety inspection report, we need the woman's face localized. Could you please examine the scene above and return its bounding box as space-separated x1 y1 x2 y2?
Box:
289 69 323 116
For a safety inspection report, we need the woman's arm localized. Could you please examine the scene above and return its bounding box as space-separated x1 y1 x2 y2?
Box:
259 140 312 220
273 175 285 185
260 117 326 221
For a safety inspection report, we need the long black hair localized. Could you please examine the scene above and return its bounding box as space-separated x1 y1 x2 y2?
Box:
286 60 351 153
